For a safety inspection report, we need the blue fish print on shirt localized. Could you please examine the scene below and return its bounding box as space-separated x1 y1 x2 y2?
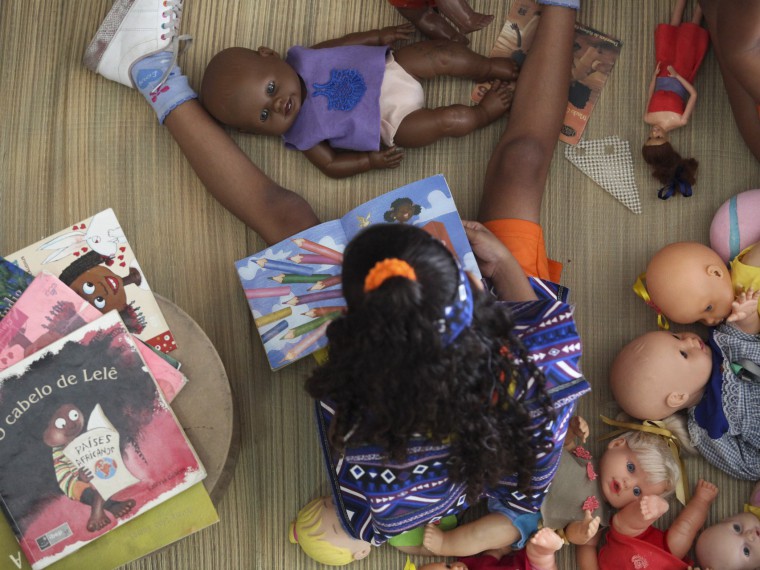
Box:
312 68 367 111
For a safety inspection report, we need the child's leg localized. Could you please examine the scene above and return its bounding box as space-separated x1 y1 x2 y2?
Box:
477 4 576 225
84 0 320 245
435 0 494 34
394 6 469 44
422 513 521 557
394 39 518 82
393 80 513 147
524 528 563 570
665 479 718 560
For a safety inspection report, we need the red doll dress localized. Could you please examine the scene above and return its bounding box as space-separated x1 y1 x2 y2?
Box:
459 550 531 570
647 22 709 114
598 518 692 570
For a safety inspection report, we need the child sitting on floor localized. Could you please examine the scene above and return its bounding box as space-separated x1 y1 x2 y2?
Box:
199 24 516 178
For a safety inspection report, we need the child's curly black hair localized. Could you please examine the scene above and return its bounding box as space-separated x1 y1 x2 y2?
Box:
305 224 555 500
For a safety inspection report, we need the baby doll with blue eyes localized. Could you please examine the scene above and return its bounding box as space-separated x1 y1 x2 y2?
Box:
611 289 760 480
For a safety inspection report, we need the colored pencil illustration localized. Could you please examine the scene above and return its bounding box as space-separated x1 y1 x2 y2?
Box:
260 320 289 344
284 289 343 306
281 312 342 340
289 254 340 266
303 306 346 318
271 273 331 284
282 322 330 363
291 239 344 263
254 307 293 327
245 285 291 299
256 258 313 275
308 275 342 291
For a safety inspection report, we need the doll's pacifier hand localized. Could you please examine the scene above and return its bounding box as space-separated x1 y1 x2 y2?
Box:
379 23 415 45
369 147 404 170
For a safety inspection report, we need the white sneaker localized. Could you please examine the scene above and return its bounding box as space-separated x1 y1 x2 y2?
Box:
83 0 187 89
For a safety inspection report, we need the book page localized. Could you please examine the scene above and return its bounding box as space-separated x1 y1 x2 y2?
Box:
235 219 347 370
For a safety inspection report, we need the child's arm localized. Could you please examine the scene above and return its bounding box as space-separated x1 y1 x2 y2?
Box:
726 288 760 334
422 513 520 557
665 479 718 560
301 142 404 179
612 495 669 537
312 23 415 48
668 65 698 125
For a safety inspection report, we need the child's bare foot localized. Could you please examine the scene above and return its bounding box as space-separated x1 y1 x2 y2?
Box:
477 80 515 121
528 528 563 554
104 498 136 518
436 0 494 34
693 479 719 504
639 495 669 521
487 57 519 82
423 524 446 554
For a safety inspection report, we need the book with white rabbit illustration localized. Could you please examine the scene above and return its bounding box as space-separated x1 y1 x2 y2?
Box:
235 175 480 370
5 209 176 353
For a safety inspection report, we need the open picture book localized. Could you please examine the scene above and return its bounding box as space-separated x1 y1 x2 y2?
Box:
235 175 480 370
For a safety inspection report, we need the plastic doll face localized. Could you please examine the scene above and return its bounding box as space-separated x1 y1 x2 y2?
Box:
314 496 372 558
69 264 127 314
42 404 84 447
234 48 303 136
696 513 760 570
646 242 734 325
645 125 669 146
598 438 669 509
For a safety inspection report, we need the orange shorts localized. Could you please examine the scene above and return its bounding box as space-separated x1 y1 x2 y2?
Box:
483 219 562 282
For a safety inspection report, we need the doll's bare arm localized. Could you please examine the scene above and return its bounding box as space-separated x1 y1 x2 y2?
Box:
564 415 589 449
302 142 404 179
312 24 415 48
666 479 718 560
667 65 698 124
726 288 760 334
462 221 537 302
612 495 669 537
643 62 660 119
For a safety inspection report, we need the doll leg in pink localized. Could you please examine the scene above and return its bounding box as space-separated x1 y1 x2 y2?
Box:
163 100 320 244
395 6 469 44
435 0 494 34
477 5 576 224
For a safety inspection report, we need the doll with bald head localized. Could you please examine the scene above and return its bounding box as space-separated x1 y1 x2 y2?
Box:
610 288 760 479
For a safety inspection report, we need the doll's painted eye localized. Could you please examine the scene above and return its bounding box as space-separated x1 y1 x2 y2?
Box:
632 487 641 497
734 522 742 533
82 282 96 295
68 409 79 422
680 350 688 359
626 461 635 473
55 418 66 429
93 296 106 310
266 80 275 95
744 545 751 557
706 304 713 312
260 109 270 122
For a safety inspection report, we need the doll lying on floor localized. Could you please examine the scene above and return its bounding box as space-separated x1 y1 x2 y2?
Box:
200 23 516 179
611 289 760 479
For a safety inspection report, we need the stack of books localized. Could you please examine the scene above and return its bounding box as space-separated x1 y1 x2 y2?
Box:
0 209 218 570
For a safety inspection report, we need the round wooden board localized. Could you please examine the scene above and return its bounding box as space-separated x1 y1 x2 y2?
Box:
155 295 240 505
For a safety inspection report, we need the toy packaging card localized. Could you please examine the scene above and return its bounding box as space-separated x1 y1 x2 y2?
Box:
5 209 177 353
236 174 480 370
472 0 622 145
0 311 205 569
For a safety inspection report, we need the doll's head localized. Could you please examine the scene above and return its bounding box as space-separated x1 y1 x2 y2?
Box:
696 511 760 570
641 141 698 188
610 330 712 420
645 124 669 147
643 241 734 326
598 431 681 510
201 46 303 135
288 496 371 566
42 404 85 448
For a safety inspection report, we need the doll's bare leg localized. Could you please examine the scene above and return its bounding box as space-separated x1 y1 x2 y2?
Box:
524 528 563 570
422 513 520 557
435 0 494 34
670 0 687 26
477 5 576 224
394 40 518 82
395 7 469 44
163 100 320 244
665 479 718 560
393 80 513 147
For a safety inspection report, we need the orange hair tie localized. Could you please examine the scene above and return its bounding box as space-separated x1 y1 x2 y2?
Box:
363 258 417 292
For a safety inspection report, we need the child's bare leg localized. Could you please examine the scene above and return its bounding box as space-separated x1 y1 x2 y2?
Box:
393 80 513 147
422 513 520 557
395 6 469 44
436 0 494 34
394 40 518 82
478 5 576 224
525 528 563 570
665 479 718 560
670 0 687 26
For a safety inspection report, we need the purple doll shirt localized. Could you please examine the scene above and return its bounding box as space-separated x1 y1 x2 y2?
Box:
282 45 388 152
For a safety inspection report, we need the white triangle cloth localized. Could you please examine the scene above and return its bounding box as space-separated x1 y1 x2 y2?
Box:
564 136 642 214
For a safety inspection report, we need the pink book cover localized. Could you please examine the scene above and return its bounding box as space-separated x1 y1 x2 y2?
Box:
6 208 177 354
0 272 187 402
0 311 205 570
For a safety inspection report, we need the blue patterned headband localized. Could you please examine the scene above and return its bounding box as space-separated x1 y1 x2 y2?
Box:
439 262 474 346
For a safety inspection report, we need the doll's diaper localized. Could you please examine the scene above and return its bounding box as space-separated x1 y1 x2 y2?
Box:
379 53 425 146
